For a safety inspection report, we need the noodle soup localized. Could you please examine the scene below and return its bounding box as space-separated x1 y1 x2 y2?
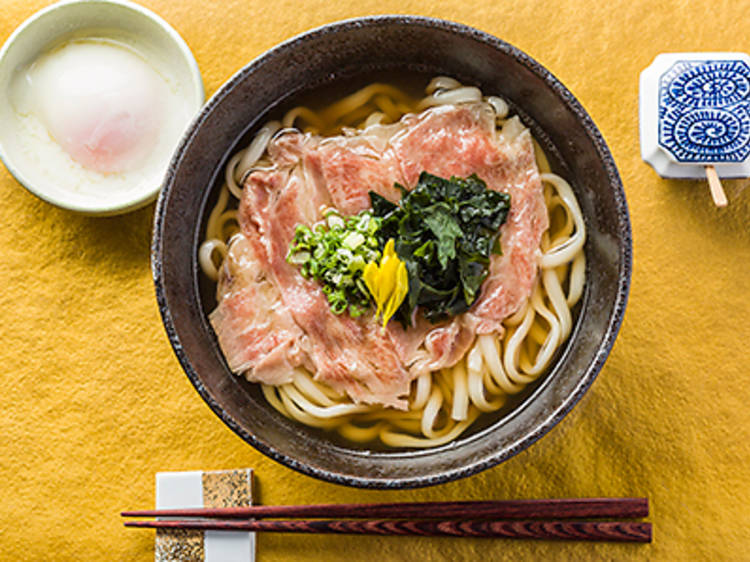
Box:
197 74 585 449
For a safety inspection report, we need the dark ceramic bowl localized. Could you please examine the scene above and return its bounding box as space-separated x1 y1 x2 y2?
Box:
152 16 631 489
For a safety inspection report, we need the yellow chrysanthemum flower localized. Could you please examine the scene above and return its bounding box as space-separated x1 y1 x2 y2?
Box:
363 239 409 329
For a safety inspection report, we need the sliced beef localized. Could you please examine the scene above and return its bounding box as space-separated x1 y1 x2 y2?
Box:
211 102 548 408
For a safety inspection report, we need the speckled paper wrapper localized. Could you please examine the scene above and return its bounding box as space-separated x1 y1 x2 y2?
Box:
155 469 254 562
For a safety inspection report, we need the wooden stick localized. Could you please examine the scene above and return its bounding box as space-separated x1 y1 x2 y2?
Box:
124 518 652 543
705 165 728 207
121 497 648 521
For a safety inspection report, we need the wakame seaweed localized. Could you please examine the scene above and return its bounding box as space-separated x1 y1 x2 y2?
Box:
370 171 511 324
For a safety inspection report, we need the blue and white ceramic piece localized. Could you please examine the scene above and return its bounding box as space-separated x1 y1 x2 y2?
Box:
640 52 750 178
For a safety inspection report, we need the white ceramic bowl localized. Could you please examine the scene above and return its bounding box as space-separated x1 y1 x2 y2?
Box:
0 0 204 216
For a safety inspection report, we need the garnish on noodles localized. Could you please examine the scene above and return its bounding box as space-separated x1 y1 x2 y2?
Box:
363 239 408 329
287 171 510 330
287 209 381 317
370 172 510 325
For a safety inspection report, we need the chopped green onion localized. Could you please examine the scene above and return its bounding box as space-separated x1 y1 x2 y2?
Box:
287 251 310 265
342 231 365 250
287 210 383 316
327 214 345 229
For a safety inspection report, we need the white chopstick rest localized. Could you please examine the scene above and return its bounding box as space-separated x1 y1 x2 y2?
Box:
639 52 750 206
155 469 256 562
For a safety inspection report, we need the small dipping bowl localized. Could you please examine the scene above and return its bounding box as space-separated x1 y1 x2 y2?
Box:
0 0 204 216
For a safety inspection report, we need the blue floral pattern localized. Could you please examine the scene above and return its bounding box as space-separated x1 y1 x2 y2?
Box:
659 60 750 162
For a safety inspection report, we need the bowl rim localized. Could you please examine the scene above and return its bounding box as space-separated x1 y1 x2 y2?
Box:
152 14 632 489
0 0 205 217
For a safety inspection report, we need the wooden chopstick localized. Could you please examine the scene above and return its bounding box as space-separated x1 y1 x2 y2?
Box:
121 497 648 520
124 518 652 542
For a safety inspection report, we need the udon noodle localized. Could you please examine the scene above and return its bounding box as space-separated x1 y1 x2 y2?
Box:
199 77 586 448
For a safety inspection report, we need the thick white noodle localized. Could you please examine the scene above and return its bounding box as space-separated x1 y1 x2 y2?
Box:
539 173 586 268
467 342 483 374
542 268 572 340
277 386 346 428
450 363 469 421
482 368 503 395
567 252 586 306
206 184 230 239
236 121 281 182
467 352 505 412
380 410 479 448
411 371 432 410
224 151 245 199
363 111 387 128
198 239 227 281
504 300 529 327
508 285 562 379
425 76 462 94
282 384 371 418
421 386 444 439
262 384 287 414
339 422 383 443
485 96 509 119
477 334 524 394
500 116 525 142
291 369 338 406
208 210 239 245
282 107 323 130
417 86 483 110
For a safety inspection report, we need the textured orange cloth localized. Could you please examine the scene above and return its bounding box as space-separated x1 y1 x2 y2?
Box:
1 0 749 560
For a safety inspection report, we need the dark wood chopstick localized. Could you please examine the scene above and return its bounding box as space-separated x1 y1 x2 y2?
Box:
124 518 652 542
121 497 648 520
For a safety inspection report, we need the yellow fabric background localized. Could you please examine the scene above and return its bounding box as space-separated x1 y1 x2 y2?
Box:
1 0 749 559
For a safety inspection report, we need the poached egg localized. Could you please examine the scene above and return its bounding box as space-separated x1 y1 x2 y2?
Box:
7 34 194 208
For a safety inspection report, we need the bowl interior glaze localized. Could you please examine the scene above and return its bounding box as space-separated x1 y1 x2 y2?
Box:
153 16 631 489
